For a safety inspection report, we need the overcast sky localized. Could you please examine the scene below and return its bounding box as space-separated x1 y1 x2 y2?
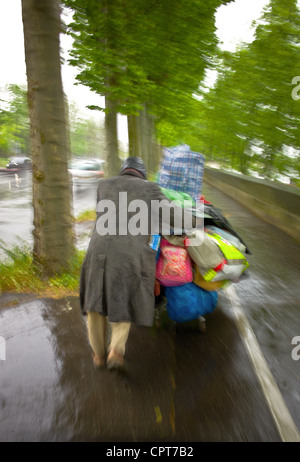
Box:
0 0 269 141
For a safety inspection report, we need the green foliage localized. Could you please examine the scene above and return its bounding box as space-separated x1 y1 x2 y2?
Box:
0 240 85 294
0 84 30 158
0 240 42 293
62 0 233 139
68 102 106 158
76 210 96 222
47 250 86 292
0 88 106 163
194 0 300 182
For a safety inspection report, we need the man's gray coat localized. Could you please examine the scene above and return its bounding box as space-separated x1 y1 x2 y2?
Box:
80 170 194 327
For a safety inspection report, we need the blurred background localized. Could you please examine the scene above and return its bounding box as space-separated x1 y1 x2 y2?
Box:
1 0 298 185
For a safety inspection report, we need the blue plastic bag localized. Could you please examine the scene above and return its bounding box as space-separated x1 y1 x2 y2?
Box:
165 283 218 322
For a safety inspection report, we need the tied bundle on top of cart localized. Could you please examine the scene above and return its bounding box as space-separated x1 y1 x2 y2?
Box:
153 145 251 325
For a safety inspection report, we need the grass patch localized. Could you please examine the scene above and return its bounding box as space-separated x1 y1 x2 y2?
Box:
76 210 96 222
0 241 86 296
47 251 86 296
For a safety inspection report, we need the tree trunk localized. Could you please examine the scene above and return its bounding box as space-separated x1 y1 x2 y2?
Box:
143 105 157 176
105 95 120 177
154 141 163 176
139 106 149 171
128 104 158 176
21 0 75 277
127 113 141 158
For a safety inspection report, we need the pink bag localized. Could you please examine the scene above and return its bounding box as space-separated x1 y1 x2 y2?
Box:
156 237 193 287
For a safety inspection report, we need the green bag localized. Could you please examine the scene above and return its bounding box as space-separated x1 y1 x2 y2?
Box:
160 187 195 209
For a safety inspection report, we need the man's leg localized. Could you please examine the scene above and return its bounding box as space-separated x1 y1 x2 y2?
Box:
107 321 131 370
87 312 107 368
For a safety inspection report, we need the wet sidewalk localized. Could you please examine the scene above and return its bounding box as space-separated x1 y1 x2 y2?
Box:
0 292 281 442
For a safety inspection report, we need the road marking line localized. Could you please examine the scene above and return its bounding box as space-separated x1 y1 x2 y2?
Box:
225 284 300 442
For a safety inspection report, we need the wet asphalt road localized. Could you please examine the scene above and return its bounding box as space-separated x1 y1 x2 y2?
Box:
0 172 299 442
0 170 96 253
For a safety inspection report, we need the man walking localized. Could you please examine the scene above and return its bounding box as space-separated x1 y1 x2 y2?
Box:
80 157 194 371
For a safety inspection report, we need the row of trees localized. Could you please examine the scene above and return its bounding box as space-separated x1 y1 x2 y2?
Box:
62 0 233 176
20 0 231 277
62 0 299 182
195 0 300 182
19 0 299 277
160 0 300 183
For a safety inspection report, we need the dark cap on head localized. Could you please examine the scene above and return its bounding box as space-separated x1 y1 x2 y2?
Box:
120 156 147 179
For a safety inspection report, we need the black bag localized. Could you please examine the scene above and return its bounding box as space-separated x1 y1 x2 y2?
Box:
204 203 251 255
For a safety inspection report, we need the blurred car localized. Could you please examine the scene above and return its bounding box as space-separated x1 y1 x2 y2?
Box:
6 156 32 171
68 158 105 187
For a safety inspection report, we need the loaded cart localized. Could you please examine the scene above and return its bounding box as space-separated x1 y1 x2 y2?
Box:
153 145 250 332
